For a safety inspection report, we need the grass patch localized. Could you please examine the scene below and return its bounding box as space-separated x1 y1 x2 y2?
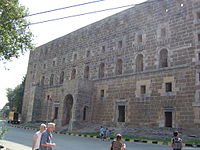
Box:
66 132 172 144
56 131 200 145
184 140 200 145
68 132 99 137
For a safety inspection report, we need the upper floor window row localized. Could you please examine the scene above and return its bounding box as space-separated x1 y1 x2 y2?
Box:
40 71 65 86
39 49 169 84
98 49 169 79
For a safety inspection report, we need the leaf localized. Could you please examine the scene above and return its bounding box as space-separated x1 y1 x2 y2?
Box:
0 0 34 61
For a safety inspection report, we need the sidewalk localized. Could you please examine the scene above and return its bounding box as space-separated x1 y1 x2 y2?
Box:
0 140 31 150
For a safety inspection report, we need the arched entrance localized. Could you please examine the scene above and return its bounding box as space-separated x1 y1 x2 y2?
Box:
62 94 73 126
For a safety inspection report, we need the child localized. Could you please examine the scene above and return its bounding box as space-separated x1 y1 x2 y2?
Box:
171 131 182 150
105 128 110 140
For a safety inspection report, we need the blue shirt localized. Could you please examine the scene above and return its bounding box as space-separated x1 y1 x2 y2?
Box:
39 130 53 150
100 127 104 136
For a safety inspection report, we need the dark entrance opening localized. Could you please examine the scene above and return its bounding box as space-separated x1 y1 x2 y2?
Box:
83 106 88 121
62 94 73 126
118 106 125 122
54 107 58 119
165 112 172 127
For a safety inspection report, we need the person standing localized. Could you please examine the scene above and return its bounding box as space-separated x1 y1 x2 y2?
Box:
171 131 182 150
32 123 46 150
109 134 126 150
99 126 104 141
39 123 56 150
105 128 110 141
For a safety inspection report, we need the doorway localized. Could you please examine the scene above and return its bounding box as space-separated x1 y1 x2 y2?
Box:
165 112 172 127
118 106 125 122
62 94 73 126
54 107 58 119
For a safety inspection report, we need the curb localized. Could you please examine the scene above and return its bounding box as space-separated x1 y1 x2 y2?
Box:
9 124 197 148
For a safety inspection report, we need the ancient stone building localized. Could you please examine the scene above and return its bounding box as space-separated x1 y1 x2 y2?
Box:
22 0 200 131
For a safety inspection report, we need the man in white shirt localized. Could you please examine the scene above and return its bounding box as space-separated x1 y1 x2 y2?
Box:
32 123 46 150
99 126 104 141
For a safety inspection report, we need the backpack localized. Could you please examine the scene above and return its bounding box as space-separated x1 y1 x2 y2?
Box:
172 137 182 149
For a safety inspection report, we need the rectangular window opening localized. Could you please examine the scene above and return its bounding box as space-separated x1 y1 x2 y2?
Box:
198 92 200 102
166 82 172 92
198 53 200 61
100 90 104 98
138 34 143 43
199 73 200 82
53 61 55 66
43 64 46 69
62 58 65 64
197 12 200 20
198 34 200 43
118 41 122 48
161 28 166 37
199 110 200 119
74 54 77 60
102 46 105 53
86 50 90 57
141 85 146 94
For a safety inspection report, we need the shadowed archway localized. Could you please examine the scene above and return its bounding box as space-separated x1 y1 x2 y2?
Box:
62 94 73 126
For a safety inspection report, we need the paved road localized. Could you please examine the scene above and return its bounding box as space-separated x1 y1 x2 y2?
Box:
1 125 197 150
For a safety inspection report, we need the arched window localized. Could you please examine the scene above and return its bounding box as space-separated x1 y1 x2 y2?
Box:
43 64 46 69
41 76 45 86
159 49 168 68
52 61 56 66
136 54 144 72
73 53 77 60
116 59 123 75
83 106 89 121
99 63 105 78
71 69 76 80
59 71 64 84
84 66 90 79
86 50 90 57
50 74 54 86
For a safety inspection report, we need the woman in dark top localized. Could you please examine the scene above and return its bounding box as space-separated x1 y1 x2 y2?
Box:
109 134 126 150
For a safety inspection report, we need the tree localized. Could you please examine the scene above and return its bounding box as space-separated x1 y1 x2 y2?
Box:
1 103 10 118
0 0 34 61
6 76 26 113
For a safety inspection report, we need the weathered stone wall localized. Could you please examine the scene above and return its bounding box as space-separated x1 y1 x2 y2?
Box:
22 0 200 130
91 66 196 128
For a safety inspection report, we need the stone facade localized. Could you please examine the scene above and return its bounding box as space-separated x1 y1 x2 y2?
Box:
22 0 200 131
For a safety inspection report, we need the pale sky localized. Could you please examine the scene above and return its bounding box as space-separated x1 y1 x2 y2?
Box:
0 0 147 109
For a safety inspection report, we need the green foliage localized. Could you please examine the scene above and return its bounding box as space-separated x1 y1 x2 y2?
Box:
0 0 34 61
0 103 10 118
6 76 26 113
0 124 8 139
184 139 200 145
